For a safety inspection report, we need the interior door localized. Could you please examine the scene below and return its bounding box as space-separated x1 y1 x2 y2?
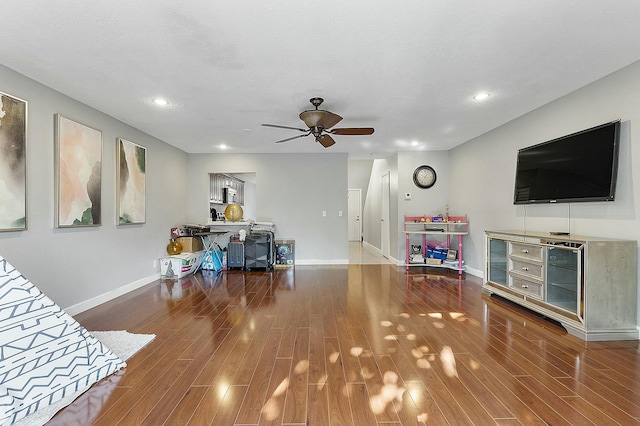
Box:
348 189 362 241
381 172 390 258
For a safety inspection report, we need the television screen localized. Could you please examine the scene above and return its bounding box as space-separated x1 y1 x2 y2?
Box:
513 120 620 204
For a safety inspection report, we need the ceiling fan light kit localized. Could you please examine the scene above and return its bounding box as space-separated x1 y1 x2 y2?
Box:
299 111 322 127
262 97 375 148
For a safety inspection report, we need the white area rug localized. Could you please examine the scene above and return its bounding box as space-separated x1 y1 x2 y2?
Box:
12 331 155 426
89 331 155 362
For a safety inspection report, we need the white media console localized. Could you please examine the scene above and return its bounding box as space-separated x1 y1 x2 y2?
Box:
484 230 638 341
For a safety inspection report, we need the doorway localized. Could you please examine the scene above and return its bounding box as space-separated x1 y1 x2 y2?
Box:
381 172 390 258
347 189 361 242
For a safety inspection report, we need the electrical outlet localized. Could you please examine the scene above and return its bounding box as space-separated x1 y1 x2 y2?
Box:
153 259 158 268
322 210 327 217
338 210 343 217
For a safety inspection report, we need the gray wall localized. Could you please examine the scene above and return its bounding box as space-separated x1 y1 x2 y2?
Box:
348 159 374 202
359 61 640 285
360 151 451 264
187 153 349 263
449 60 640 321
396 151 451 264
4 55 640 321
0 64 189 312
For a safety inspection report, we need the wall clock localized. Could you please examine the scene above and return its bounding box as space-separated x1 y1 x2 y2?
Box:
413 165 436 189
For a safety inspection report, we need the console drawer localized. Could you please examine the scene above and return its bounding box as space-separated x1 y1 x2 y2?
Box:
510 258 543 280
510 275 544 299
510 242 543 261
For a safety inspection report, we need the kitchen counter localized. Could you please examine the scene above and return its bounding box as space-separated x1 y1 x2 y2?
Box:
206 221 251 231
206 220 252 226
203 220 275 233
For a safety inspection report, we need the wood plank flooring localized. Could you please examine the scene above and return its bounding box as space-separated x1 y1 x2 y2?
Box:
53 264 640 425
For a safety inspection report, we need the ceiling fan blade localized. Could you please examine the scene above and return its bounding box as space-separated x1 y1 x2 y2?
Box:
262 123 308 132
274 133 311 143
299 110 343 129
317 134 336 148
330 127 375 135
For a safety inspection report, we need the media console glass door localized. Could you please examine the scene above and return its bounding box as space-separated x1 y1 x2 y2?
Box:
545 245 583 317
488 238 508 286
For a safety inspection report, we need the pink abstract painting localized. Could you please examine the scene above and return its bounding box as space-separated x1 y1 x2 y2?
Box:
55 115 102 227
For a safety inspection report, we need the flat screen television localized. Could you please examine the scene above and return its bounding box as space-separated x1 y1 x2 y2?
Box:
513 120 620 204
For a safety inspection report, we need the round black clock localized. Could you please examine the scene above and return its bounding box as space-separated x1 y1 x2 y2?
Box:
413 165 436 188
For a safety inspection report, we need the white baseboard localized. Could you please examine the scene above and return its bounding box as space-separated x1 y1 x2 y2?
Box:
65 273 160 316
362 241 381 254
64 261 484 317
389 256 402 266
361 241 401 264
362 240 483 276
296 259 349 265
466 266 483 278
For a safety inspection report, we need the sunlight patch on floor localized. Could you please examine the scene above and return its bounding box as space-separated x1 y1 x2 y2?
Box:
379 306 463 388
440 346 458 378
369 370 406 415
350 346 364 357
293 360 309 374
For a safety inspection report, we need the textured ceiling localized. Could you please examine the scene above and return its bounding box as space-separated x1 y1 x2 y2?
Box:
2 1 640 158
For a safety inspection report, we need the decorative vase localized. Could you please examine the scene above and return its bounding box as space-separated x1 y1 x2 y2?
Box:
224 203 244 222
167 238 183 255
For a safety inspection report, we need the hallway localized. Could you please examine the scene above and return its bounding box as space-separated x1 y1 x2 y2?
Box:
348 241 395 265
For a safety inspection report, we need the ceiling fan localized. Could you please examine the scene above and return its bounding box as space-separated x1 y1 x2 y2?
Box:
262 97 375 148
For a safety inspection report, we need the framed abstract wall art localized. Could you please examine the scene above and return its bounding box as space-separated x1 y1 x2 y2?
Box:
116 138 146 225
55 114 102 227
0 91 27 231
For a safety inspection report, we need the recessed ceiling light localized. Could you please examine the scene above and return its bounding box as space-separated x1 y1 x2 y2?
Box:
219 144 229 150
473 92 490 101
411 141 419 147
153 98 168 106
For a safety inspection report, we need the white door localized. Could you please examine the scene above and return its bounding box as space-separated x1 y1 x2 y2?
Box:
348 189 362 241
381 172 390 258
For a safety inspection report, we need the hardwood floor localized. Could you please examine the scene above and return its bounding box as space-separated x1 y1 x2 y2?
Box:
55 264 640 425
348 242 395 265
